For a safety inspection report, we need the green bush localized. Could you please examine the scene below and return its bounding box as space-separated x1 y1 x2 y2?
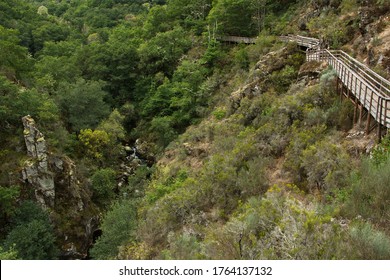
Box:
3 201 58 260
301 140 350 192
91 168 117 205
213 108 227 120
0 185 20 219
90 200 138 259
3 220 59 260
204 185 347 260
0 246 18 260
161 233 205 260
343 157 390 227
348 222 390 260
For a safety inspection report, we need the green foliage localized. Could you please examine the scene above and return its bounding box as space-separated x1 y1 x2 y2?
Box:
0 186 20 218
343 157 390 227
10 200 50 227
34 55 81 93
3 201 58 260
371 134 390 166
307 10 355 49
0 25 32 82
2 0 389 261
213 108 227 120
233 46 250 70
91 168 117 205
97 109 126 142
284 125 327 185
161 232 205 259
247 33 277 63
78 129 110 160
4 219 58 260
55 79 110 132
149 116 178 148
146 170 188 203
340 0 359 14
166 0 211 33
301 140 350 192
0 246 18 260
31 20 71 53
124 165 152 199
208 0 257 37
0 76 62 136
269 65 297 93
201 39 225 68
138 26 191 76
348 222 390 260
204 185 347 259
376 0 390 8
90 200 138 259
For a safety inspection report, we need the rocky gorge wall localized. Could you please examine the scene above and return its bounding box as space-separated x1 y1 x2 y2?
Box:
21 115 99 259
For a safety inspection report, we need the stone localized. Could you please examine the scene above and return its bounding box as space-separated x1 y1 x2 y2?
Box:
21 116 99 259
22 115 55 208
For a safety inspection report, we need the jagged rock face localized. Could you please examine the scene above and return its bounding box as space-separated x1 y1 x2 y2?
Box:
22 115 55 208
298 60 328 83
21 115 99 259
230 47 293 112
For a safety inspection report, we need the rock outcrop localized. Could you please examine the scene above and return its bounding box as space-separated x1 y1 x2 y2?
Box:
21 115 99 259
22 115 55 208
230 46 295 112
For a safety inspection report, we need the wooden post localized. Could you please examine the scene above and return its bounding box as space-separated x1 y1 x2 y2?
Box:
378 98 383 142
363 84 368 109
359 104 363 126
354 76 358 100
358 81 363 126
366 113 372 135
385 100 388 129
340 66 345 100
346 70 351 98
366 91 374 135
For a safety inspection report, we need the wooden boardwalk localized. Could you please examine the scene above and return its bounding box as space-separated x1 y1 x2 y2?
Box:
282 35 390 138
217 34 390 137
280 35 320 50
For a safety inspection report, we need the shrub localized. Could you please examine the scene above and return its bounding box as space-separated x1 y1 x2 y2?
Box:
0 246 18 260
204 185 347 259
348 222 390 260
301 140 351 192
91 168 117 205
343 157 390 227
213 108 227 120
90 200 138 259
4 201 58 260
161 232 205 260
4 220 59 260
78 129 110 160
0 185 20 218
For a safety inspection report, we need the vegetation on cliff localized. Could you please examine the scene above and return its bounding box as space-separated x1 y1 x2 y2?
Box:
1 0 390 259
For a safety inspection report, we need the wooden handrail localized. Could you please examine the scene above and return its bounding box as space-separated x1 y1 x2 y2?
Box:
282 35 390 129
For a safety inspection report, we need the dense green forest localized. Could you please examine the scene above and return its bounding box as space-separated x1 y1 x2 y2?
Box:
1 0 390 259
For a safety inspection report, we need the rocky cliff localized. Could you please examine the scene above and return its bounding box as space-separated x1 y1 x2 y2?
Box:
21 115 99 259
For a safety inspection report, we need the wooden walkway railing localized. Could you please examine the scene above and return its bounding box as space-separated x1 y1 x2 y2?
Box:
280 35 320 50
217 34 390 136
282 35 390 137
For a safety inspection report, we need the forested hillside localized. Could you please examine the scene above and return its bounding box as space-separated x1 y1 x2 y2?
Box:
1 0 390 260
